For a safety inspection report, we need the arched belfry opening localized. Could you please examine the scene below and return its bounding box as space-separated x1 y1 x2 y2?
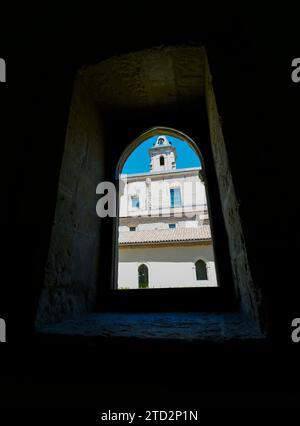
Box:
35 46 264 333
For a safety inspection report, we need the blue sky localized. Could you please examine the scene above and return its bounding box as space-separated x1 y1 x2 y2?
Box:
122 135 201 174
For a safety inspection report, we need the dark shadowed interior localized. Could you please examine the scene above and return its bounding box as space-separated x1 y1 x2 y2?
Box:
1 2 299 409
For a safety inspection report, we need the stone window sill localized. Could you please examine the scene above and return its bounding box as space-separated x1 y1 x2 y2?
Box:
36 312 264 343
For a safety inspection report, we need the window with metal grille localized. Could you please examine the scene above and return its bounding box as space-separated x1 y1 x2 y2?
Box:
131 196 139 208
170 187 181 208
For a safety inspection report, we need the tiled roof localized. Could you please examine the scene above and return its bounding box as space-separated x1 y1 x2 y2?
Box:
120 166 201 180
119 225 211 246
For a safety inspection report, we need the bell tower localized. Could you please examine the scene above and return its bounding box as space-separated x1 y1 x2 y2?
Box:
149 135 177 172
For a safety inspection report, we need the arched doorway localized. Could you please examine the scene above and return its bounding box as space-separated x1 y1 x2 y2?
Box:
138 264 149 289
195 259 208 281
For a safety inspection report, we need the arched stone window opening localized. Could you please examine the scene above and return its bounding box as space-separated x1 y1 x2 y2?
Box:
35 46 264 334
160 155 165 166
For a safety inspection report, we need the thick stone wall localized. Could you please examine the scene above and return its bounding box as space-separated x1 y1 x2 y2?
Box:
35 46 264 329
204 55 263 328
35 78 104 325
80 46 205 109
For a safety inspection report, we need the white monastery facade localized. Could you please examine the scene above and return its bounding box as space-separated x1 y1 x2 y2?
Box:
118 135 218 289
